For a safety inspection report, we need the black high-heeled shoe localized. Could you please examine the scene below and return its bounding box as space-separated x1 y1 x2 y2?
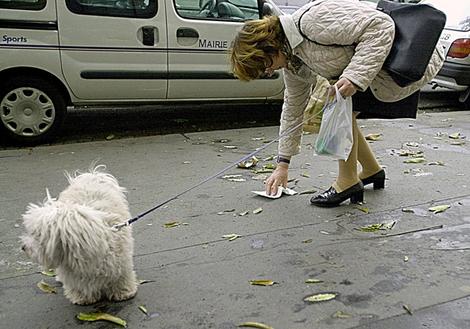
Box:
361 169 386 189
310 182 364 207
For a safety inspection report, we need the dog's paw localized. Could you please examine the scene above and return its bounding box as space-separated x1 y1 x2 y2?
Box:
110 287 138 302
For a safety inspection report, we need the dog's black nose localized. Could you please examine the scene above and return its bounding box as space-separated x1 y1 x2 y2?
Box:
21 245 26 251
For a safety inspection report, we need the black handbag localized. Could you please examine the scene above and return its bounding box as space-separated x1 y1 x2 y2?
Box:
378 0 447 87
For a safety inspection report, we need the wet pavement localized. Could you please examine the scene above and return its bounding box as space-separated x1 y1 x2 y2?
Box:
0 109 469 329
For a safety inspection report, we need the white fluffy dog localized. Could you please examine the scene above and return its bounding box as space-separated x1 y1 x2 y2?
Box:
21 166 138 305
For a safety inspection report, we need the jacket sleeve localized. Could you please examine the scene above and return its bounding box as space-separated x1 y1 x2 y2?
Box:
278 69 314 157
298 0 395 91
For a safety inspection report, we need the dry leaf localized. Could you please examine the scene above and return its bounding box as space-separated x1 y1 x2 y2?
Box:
224 145 238 149
249 280 276 286
252 207 263 214
428 161 445 166
77 312 127 327
138 305 148 315
300 173 311 178
404 256 409 262
238 157 259 169
37 281 57 294
355 206 369 214
332 310 352 319
105 134 115 140
264 163 276 170
365 133 382 141
449 132 461 139
305 279 323 284
404 158 426 164
403 304 413 315
238 211 249 216
222 234 242 241
402 208 415 213
428 205 450 214
163 221 181 228
41 269 56 277
304 293 336 303
139 279 155 285
223 174 243 179
302 239 313 244
239 322 273 329
228 178 247 182
356 221 396 232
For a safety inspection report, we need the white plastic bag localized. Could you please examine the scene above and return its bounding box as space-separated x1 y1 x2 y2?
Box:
314 85 353 160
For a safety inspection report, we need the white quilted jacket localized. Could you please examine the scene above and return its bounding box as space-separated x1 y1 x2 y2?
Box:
278 0 445 157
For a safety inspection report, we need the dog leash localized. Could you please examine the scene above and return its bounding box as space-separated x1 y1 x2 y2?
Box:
111 102 327 231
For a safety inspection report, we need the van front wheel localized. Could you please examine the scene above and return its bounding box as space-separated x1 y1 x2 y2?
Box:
0 77 66 145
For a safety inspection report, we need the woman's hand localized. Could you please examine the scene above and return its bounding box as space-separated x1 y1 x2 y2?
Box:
331 77 358 98
265 163 289 196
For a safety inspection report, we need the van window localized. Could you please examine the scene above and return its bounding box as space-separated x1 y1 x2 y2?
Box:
66 0 157 18
0 0 46 10
174 0 260 21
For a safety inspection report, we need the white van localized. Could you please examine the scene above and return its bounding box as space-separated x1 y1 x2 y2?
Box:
0 0 284 144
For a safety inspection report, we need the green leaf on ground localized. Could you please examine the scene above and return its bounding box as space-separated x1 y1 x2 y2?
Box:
37 281 56 294
305 279 323 284
365 133 382 141
252 207 263 214
356 221 396 232
138 305 148 315
404 158 426 164
239 322 273 329
332 310 352 318
304 293 336 303
249 280 276 286
222 234 242 241
77 312 127 327
428 205 451 214
163 221 181 228
40 269 56 277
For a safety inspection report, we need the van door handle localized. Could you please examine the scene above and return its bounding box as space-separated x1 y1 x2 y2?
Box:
141 26 158 46
177 28 199 39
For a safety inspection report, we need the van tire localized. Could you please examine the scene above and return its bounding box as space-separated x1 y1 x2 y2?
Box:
0 76 66 145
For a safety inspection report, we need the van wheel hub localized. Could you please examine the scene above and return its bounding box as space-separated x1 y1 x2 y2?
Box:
1 87 55 137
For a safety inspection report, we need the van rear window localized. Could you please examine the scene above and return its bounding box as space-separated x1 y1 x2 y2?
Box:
0 0 46 10
66 0 157 19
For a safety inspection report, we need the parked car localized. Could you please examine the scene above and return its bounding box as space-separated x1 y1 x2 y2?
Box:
422 0 470 108
0 0 284 144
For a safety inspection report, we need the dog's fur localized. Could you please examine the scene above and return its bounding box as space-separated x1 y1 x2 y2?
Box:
21 166 138 305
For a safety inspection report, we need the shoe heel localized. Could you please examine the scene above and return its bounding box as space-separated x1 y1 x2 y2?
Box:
373 177 385 190
350 190 364 204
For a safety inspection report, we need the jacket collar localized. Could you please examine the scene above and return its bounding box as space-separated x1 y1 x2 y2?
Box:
279 14 304 50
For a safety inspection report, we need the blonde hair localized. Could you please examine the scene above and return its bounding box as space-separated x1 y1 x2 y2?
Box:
229 16 286 81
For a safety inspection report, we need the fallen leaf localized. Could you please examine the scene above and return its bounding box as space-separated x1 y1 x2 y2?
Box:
37 281 57 294
299 189 317 195
41 269 56 277
403 304 413 315
302 239 313 243
332 310 352 319
105 134 115 140
163 221 181 228
428 205 451 214
252 174 269 181
222 234 242 241
223 174 243 179
355 206 369 214
428 161 445 166
402 208 415 213
263 155 275 161
239 322 273 329
304 293 336 303
305 279 323 284
263 163 276 170
403 158 426 164
252 169 274 174
365 133 382 141
300 173 311 178
238 157 259 169
138 279 155 285
451 141 466 146
224 145 238 149
249 280 276 286
76 312 127 327
228 178 247 182
238 211 249 216
449 132 461 139
138 305 148 315
405 142 420 147
252 207 263 214
218 208 235 215
356 221 396 232
404 256 409 262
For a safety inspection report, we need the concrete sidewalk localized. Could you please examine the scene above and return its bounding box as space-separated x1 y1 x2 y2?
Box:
1 110 469 329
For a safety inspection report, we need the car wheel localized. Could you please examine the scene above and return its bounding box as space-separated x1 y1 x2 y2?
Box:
0 77 66 145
